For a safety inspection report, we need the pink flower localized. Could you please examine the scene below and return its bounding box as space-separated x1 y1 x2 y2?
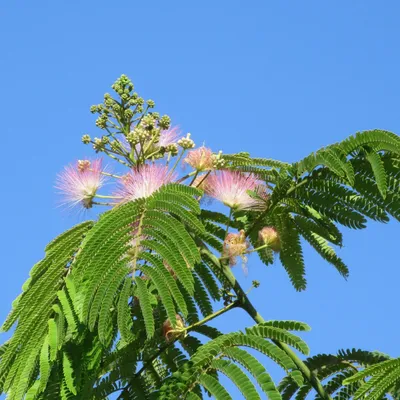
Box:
223 230 250 269
115 164 175 203
184 146 214 171
159 126 181 148
56 159 106 209
205 170 263 210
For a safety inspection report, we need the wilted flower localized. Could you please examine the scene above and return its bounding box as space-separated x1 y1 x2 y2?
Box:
223 230 250 268
184 146 214 171
115 164 175 203
162 314 186 342
56 159 106 209
205 170 263 210
258 227 281 252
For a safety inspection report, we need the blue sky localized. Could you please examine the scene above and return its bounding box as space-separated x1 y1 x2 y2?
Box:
1 1 399 398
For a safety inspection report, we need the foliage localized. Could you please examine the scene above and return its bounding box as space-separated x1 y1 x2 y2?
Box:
1 75 399 399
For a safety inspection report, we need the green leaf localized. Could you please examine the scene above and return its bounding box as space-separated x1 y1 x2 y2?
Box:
365 150 387 198
135 277 155 339
62 353 77 395
117 278 134 343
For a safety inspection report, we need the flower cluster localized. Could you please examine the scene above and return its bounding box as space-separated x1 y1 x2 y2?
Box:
56 74 278 290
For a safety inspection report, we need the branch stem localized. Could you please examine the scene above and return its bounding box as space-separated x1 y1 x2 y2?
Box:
200 246 332 400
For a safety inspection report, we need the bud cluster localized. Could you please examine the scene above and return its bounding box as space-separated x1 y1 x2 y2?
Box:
178 133 195 149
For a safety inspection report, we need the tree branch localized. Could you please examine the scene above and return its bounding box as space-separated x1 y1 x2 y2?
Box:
200 245 333 400
117 300 239 399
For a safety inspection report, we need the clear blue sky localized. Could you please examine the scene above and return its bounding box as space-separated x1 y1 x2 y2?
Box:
1 1 399 398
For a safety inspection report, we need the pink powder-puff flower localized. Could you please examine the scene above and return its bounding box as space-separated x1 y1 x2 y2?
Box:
184 146 214 171
223 229 250 270
56 159 106 210
205 170 263 210
115 164 175 203
159 126 181 148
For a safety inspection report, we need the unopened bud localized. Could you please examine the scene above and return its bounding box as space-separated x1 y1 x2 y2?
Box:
177 133 195 150
159 115 171 130
147 99 155 108
165 143 179 156
81 134 91 144
93 137 104 151
77 160 91 172
212 150 226 168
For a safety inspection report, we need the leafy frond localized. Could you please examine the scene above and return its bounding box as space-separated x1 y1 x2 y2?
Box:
343 356 400 399
0 221 93 400
279 348 392 399
159 322 309 398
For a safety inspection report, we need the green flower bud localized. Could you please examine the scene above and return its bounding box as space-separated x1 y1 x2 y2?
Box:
136 105 144 113
146 99 155 108
121 93 129 101
159 115 171 130
119 74 131 85
141 114 156 129
81 134 91 144
133 126 149 140
93 137 104 151
90 105 98 114
212 150 226 168
252 280 260 288
104 98 114 107
101 135 110 144
165 143 179 156
125 109 134 119
150 111 160 120
95 115 108 129
177 133 195 150
136 97 145 106
126 131 139 145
